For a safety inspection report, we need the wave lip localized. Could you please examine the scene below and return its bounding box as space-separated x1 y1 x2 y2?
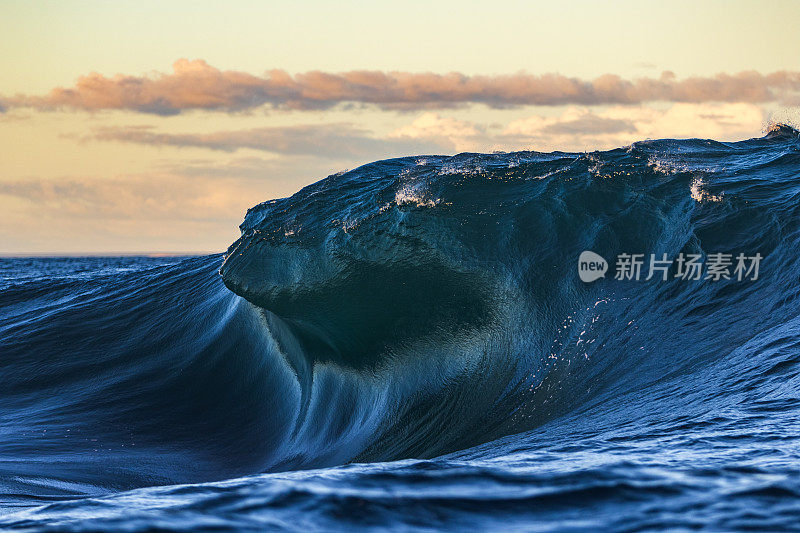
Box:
219 158 515 371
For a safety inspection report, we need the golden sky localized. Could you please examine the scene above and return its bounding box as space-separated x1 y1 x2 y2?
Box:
1 0 799 254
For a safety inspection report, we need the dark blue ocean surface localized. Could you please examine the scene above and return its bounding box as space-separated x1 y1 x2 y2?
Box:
2 127 800 531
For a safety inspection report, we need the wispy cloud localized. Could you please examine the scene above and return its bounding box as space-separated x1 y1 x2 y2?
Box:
5 59 800 115
0 171 264 253
0 174 246 222
86 123 454 158
386 104 766 154
86 103 764 159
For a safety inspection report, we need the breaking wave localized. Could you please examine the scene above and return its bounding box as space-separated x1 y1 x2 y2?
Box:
2 125 800 530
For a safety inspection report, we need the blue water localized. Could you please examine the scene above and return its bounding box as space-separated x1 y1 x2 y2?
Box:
2 126 800 531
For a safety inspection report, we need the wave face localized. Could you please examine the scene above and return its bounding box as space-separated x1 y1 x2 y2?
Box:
2 126 800 530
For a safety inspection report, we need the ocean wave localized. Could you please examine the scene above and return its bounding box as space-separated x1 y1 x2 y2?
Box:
2 126 800 529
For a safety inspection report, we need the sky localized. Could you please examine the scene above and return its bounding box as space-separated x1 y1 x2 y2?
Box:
1 0 799 254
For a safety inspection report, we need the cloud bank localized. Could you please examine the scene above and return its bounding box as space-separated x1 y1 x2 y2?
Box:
5 59 800 115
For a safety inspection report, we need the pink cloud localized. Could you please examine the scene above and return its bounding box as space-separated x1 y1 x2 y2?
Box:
4 60 799 114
